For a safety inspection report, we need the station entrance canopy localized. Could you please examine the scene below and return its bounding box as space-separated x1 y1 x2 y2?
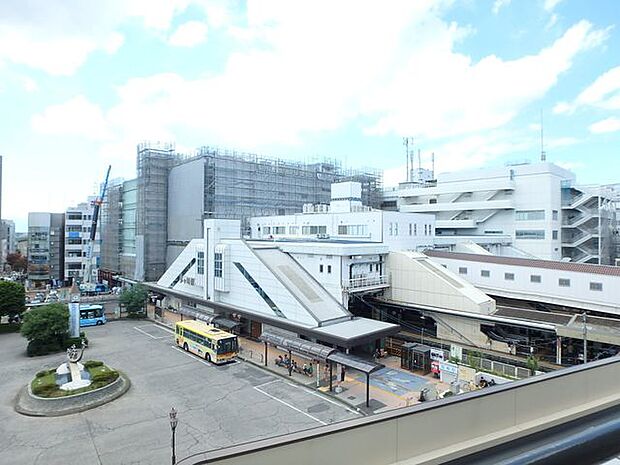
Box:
260 329 382 407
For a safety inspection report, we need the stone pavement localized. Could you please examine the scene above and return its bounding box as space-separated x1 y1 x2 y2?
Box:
238 336 449 414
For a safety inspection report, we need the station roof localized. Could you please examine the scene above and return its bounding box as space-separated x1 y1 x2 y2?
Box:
425 250 620 277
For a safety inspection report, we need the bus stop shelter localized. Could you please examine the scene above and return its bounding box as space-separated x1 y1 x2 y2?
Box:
260 329 383 407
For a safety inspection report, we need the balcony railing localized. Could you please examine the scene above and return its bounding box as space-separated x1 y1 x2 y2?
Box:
344 275 389 291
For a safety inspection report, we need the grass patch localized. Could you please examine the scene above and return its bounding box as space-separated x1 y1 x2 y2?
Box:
30 362 119 398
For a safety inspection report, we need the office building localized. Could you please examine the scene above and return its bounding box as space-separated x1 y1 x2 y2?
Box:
1 219 15 266
64 199 99 283
27 212 65 287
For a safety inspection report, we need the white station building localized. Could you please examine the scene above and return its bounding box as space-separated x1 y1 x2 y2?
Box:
250 181 435 252
384 162 618 265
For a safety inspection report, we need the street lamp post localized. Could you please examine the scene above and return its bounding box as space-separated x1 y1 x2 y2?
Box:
169 407 178 465
582 312 588 364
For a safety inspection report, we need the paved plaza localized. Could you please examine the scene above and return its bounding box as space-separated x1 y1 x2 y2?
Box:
0 321 360 465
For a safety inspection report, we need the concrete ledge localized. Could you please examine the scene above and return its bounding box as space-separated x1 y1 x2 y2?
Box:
14 372 131 417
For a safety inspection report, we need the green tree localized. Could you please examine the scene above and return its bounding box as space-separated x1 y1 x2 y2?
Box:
21 304 69 356
119 284 148 315
0 281 26 319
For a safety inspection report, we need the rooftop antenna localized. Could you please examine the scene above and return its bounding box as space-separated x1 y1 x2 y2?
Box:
403 137 413 182
418 149 422 172
432 152 435 179
540 109 546 162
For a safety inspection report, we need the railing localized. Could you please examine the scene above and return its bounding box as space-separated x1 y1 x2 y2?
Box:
344 275 389 290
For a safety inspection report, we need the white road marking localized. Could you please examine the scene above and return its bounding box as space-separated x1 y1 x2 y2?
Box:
285 382 361 415
171 345 213 367
254 386 328 426
133 326 168 339
254 379 281 389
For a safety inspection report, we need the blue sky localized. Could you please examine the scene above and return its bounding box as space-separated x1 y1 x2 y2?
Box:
1 0 619 231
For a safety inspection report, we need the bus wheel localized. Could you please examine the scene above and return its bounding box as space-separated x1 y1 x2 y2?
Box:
205 352 211 363
96 321 103 326
183 343 189 351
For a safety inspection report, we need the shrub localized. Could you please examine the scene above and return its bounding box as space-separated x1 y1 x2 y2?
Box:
35 369 53 378
126 311 147 319
31 372 57 396
27 339 63 357
83 360 104 368
0 323 21 334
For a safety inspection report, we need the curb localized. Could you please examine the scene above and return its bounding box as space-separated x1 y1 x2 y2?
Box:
14 372 131 417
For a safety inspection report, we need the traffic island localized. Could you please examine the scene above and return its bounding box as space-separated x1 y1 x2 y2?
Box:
14 367 130 417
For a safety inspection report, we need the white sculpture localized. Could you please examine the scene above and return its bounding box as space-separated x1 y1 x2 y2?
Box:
56 341 91 391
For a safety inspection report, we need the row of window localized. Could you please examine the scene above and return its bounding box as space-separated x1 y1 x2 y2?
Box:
66 226 92 233
515 230 559 240
515 210 559 221
388 222 433 237
319 264 332 274
67 213 93 221
459 266 603 290
337 224 368 236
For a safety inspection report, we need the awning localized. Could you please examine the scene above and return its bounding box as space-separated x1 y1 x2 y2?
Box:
260 329 336 361
180 307 216 323
213 316 240 330
327 352 383 375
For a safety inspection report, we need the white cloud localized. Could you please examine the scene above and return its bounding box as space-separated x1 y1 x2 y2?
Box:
555 65 620 114
589 117 620 134
545 13 558 30
21 77 38 93
544 0 563 11
31 95 112 140
168 21 208 47
363 20 608 140
493 0 511 14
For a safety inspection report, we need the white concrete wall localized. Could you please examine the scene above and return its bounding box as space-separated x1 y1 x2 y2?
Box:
431 255 620 316
250 210 434 251
387 251 495 315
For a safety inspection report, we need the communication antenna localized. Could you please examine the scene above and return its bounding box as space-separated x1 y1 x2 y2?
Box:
540 109 546 162
403 137 414 182
432 152 435 179
418 149 422 172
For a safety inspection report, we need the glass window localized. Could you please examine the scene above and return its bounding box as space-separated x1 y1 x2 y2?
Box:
590 282 603 291
515 230 545 240
481 270 490 277
289 225 299 235
414 224 417 236
505 273 515 281
319 264 324 273
214 252 222 278
264 226 271 234
394 223 398 236
197 251 205 275
559 278 570 287
552 230 558 240
530 275 542 283
552 210 558 221
409 223 412 236
272 226 285 234
327 265 332 274
515 210 545 221
459 267 467 275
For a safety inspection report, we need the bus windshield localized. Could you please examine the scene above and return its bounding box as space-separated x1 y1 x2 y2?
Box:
217 337 238 354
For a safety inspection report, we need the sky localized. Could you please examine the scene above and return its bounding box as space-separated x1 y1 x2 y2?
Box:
1 0 619 231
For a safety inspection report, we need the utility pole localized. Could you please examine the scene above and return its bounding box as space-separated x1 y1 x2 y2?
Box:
582 312 588 364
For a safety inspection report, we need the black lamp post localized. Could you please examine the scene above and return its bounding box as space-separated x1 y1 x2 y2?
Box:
169 407 178 465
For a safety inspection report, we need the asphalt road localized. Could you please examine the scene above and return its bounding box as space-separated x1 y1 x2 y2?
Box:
0 320 359 465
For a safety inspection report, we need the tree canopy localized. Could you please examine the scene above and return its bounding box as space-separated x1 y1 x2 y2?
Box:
6 252 27 272
21 304 72 356
119 284 148 314
0 281 26 318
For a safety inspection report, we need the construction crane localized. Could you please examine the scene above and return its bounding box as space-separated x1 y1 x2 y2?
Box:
81 165 111 293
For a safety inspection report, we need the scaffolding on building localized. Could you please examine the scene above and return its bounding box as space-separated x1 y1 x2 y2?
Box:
103 142 383 282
